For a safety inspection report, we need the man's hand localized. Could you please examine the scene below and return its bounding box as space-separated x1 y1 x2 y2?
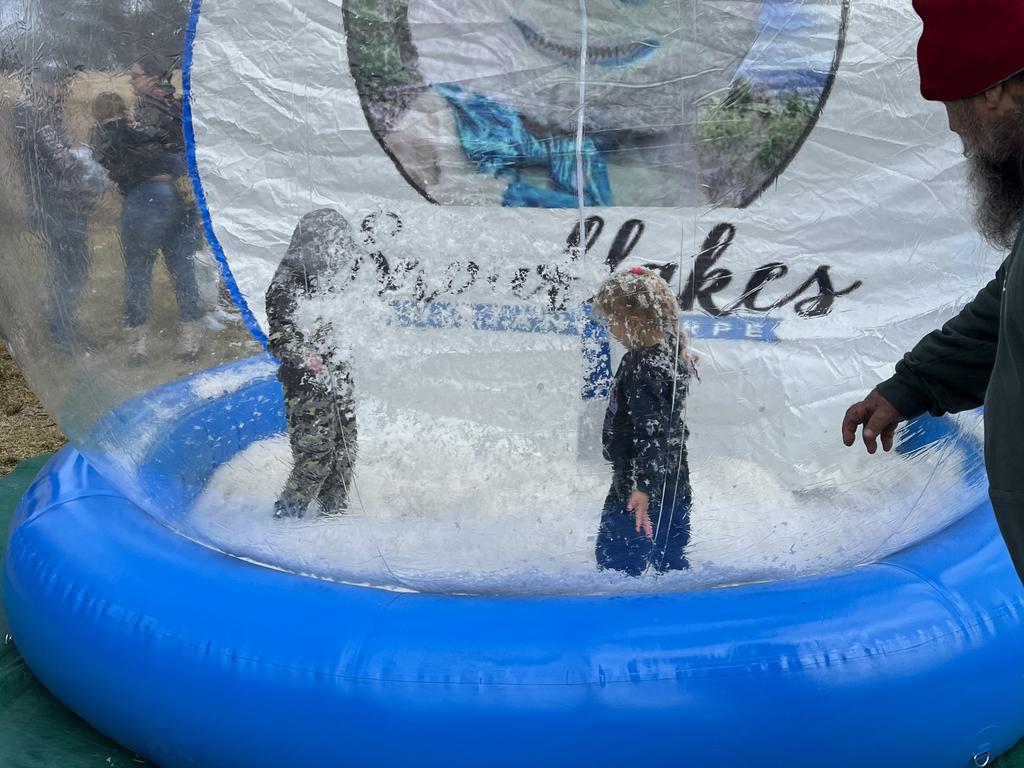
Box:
842 390 903 454
628 491 654 540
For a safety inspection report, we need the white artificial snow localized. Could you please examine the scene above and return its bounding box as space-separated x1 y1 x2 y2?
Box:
171 0 996 596
191 360 276 400
188 397 984 596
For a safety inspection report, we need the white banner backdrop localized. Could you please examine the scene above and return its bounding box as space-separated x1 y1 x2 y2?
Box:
185 0 999 588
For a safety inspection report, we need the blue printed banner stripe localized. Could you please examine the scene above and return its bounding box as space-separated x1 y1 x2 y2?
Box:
392 301 780 342
680 314 780 342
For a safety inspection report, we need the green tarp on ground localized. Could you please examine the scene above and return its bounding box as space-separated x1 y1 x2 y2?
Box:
1 456 1023 768
1 456 152 768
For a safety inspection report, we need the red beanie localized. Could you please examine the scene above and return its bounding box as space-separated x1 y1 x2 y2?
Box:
913 0 1024 102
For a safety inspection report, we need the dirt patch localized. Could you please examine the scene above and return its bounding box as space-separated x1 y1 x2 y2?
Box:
0 343 66 477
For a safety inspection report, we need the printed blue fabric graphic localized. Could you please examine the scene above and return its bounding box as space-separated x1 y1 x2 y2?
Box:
436 84 614 208
391 300 778 401
392 300 779 342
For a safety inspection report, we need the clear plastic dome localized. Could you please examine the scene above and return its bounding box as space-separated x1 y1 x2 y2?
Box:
0 0 995 594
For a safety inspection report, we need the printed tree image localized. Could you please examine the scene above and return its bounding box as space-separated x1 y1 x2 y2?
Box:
697 77 817 207
344 0 423 131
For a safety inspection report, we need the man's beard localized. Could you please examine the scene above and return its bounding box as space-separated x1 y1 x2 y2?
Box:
968 153 1023 250
961 102 1024 250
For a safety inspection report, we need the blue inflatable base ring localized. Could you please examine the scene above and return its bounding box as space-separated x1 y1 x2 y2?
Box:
5 443 1024 768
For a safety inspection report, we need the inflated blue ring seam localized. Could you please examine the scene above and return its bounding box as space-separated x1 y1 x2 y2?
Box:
8 499 1022 681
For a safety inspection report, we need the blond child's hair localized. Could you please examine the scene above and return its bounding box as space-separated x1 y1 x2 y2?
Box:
593 267 683 349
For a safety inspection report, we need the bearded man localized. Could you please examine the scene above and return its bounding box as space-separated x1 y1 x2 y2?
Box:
842 0 1024 579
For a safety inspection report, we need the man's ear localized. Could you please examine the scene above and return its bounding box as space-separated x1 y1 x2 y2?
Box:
1005 72 1024 102
982 83 1005 111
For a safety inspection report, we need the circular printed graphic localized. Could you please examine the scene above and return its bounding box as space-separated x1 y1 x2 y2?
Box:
181 0 997 593
344 0 849 208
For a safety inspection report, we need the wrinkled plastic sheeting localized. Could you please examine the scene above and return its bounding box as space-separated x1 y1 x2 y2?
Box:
0 0 258 467
0 0 1003 594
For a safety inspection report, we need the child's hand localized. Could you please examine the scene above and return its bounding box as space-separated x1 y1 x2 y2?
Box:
304 352 324 373
628 491 653 540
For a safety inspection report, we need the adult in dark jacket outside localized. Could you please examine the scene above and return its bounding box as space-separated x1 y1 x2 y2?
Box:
843 0 1024 582
13 63 91 347
98 56 203 361
266 208 360 519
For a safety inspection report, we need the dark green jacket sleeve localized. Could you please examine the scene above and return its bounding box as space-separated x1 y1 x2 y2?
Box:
876 262 1004 419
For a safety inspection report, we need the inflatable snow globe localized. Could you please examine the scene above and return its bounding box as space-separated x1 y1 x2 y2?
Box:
2 1 1022 767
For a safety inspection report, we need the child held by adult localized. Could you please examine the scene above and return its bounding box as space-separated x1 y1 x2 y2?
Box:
91 56 204 363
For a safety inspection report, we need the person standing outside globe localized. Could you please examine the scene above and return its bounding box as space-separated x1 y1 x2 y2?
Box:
13 61 93 349
842 0 1024 581
117 55 205 362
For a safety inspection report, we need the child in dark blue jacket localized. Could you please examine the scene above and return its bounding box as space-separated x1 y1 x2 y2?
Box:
593 267 695 576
